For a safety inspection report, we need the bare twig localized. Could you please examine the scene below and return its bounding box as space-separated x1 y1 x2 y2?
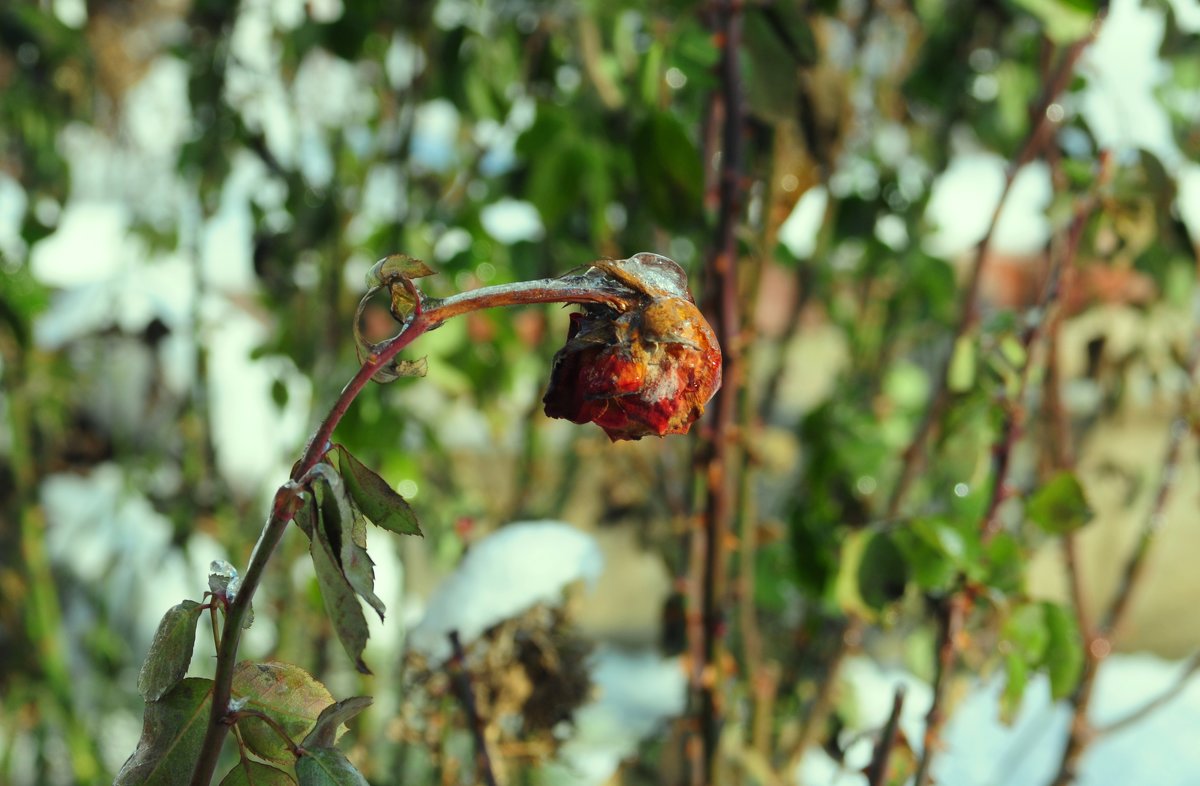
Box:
866 686 908 786
447 630 500 786
1096 410 1193 639
912 594 965 786
981 191 1093 540
783 620 859 775
1094 649 1200 737
1044 310 1091 637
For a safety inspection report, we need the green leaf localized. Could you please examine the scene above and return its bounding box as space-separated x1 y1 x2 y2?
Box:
301 697 373 749
998 335 1028 370
857 531 910 611
309 486 372 674
115 678 214 786
1000 652 1028 724
994 61 1038 141
1007 0 1095 43
979 532 1025 594
894 519 963 592
231 661 335 765
340 511 386 622
295 748 369 786
639 40 664 106
997 601 1053 720
947 335 977 393
669 18 720 73
748 3 817 66
365 253 435 287
138 600 205 701
1041 602 1084 699
632 110 704 229
294 495 316 539
219 760 297 786
311 469 386 622
1026 471 1093 534
332 445 421 537
1004 603 1050 662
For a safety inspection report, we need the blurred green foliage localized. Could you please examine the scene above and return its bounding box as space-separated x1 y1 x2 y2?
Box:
1 0 1198 784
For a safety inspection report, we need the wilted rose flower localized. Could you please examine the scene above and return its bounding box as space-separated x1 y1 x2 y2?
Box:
543 253 722 441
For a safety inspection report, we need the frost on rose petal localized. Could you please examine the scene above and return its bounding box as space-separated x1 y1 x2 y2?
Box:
543 253 722 441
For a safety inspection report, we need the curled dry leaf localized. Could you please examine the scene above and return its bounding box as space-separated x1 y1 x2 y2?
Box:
354 255 436 383
543 253 722 441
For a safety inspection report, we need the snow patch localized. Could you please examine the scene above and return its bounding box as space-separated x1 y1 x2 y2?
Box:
408 521 604 662
544 648 687 786
482 198 546 244
779 186 829 260
924 155 1051 258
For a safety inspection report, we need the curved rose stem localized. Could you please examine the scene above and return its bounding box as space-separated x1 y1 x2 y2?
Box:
189 275 637 786
294 276 631 483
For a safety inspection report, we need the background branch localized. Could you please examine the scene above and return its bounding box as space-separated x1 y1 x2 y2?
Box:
447 630 500 786
689 1 746 784
866 686 908 786
1052 336 1199 786
906 25 1106 784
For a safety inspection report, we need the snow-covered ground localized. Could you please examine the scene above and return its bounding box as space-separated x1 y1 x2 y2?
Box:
798 653 1200 786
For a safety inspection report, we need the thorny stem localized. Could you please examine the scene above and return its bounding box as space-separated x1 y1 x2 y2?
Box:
189 275 639 786
690 2 745 784
447 630 500 786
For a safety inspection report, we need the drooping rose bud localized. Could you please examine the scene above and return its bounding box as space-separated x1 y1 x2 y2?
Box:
543 253 723 441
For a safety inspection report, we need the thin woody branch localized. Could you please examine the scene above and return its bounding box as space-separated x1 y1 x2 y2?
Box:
1094 649 1200 737
904 24 1107 785
1052 336 1200 786
885 25 1103 519
866 686 908 786
447 630 500 786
